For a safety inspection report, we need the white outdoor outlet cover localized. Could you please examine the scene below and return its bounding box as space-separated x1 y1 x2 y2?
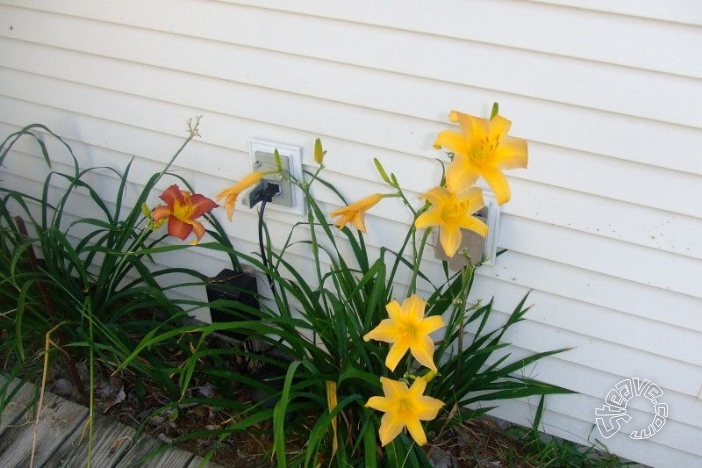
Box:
249 139 304 215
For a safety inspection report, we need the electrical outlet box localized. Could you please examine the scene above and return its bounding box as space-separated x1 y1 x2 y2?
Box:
434 191 501 269
249 140 304 215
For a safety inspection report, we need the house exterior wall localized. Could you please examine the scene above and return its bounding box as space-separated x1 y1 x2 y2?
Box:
0 1 700 466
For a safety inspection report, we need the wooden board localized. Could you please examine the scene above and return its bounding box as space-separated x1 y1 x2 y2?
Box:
0 376 38 437
0 390 87 466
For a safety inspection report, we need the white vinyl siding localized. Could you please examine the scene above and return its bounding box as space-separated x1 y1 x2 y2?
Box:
0 1 700 466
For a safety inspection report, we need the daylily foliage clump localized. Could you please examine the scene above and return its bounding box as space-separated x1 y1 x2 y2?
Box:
118 105 563 466
0 106 568 468
165 104 552 462
150 106 542 456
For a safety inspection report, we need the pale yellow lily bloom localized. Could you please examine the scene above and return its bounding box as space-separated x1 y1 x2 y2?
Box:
435 110 528 205
366 376 444 446
363 295 445 372
329 193 383 233
215 172 264 221
415 184 488 258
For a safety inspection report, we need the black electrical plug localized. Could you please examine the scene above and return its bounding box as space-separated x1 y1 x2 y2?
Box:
248 180 281 208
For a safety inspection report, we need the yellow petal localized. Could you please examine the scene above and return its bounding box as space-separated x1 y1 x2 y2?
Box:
378 413 404 447
415 396 445 421
405 418 428 446
329 193 383 233
494 137 528 169
385 340 411 371
363 319 399 343
410 335 438 372
446 161 480 194
433 130 468 154
458 216 489 238
481 166 512 205
409 376 427 396
380 377 408 400
439 224 463 258
414 210 441 230
456 111 488 144
404 295 426 321
418 315 446 335
384 299 404 323
366 395 393 412
488 114 512 141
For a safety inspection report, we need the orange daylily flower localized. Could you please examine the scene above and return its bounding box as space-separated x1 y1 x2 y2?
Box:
366 376 444 446
363 295 445 372
215 172 264 221
152 184 217 244
435 110 528 205
414 178 488 258
329 193 383 233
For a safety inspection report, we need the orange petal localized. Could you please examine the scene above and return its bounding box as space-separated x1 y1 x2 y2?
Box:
152 205 172 222
189 194 218 218
159 184 183 206
190 219 207 243
167 216 193 241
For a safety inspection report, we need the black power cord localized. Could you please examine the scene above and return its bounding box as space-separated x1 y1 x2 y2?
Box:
248 180 280 292
246 180 283 360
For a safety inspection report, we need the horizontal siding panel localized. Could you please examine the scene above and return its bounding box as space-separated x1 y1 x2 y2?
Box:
10 0 702 77
482 250 702 334
472 281 702 368
500 216 702 298
2 3 702 131
508 179 702 260
220 0 702 79
7 0 701 78
3 24 702 179
529 0 702 27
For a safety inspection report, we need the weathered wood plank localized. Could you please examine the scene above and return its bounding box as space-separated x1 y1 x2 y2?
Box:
44 412 137 468
0 390 87 466
0 375 38 437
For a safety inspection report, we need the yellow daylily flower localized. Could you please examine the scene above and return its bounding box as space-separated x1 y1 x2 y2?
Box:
215 172 264 221
366 376 444 446
329 193 383 233
414 184 488 258
435 110 528 205
363 295 445 372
